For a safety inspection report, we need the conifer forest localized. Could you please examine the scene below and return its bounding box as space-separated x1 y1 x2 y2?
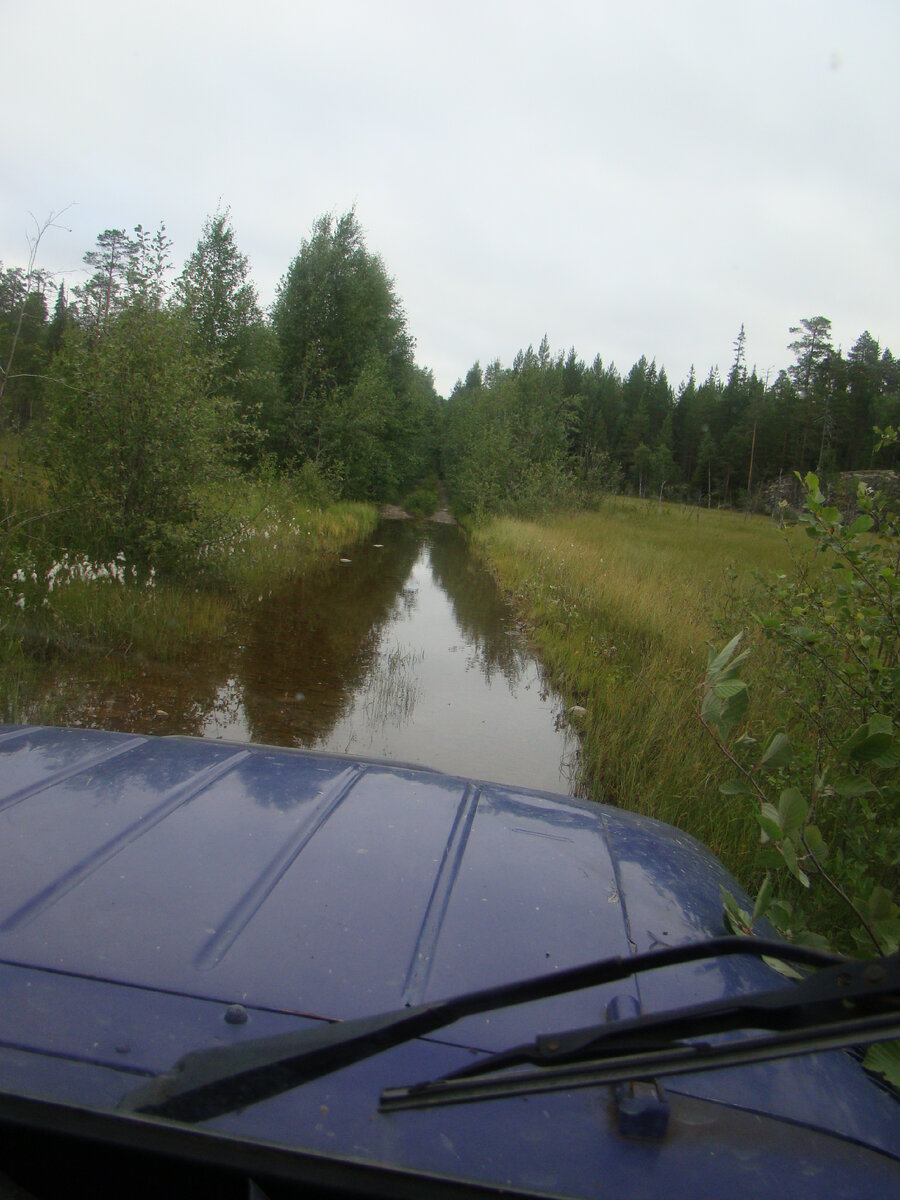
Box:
1 207 898 560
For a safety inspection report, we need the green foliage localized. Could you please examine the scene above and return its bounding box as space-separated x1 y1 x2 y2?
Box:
319 356 402 499
0 283 49 428
175 209 261 359
270 210 438 497
73 228 131 334
72 223 172 338
700 467 900 1083
442 343 587 517
291 458 342 509
8 206 900 514
404 477 440 517
196 471 377 592
701 472 899 953
174 208 277 465
273 210 409 402
39 308 233 570
1 210 73 431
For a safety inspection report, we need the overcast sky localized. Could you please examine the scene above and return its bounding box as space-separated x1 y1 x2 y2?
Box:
3 0 897 396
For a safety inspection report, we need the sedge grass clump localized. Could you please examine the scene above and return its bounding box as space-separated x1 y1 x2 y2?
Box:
0 451 378 719
3 549 228 663
198 484 378 593
472 501 806 878
44 577 228 659
312 502 379 547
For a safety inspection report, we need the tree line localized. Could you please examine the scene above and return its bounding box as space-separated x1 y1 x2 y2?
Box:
2 206 898 561
443 321 900 517
0 208 440 567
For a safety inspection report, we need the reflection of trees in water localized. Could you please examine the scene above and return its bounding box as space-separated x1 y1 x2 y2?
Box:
42 655 234 742
40 525 424 750
192 675 244 736
425 525 528 688
38 520 557 766
235 522 422 746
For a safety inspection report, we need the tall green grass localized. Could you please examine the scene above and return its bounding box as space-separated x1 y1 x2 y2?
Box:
20 579 230 661
1 451 378 721
198 477 378 593
472 498 807 883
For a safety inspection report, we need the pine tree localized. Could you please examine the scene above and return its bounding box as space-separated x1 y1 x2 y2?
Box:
788 316 833 471
74 228 135 340
46 283 71 356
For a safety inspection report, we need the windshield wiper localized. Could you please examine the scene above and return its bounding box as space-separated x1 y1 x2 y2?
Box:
120 938 850 1123
381 951 900 1111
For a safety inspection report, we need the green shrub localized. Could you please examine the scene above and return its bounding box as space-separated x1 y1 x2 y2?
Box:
701 471 899 958
40 309 233 572
404 485 439 517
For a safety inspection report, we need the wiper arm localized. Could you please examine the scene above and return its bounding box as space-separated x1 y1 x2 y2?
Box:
120 937 843 1123
381 952 900 1112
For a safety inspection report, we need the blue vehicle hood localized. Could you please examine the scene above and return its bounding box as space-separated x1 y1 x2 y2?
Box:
0 724 897 1196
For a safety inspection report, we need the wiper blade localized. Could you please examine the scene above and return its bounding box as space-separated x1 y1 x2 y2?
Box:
120 937 842 1123
381 952 900 1112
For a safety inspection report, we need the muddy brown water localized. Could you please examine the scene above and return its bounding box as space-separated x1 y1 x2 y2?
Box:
44 521 579 793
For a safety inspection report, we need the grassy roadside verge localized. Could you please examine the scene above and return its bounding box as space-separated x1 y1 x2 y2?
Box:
471 498 804 884
0 471 378 723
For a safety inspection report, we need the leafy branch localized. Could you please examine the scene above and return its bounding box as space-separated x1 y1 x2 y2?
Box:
699 466 900 1085
699 638 890 953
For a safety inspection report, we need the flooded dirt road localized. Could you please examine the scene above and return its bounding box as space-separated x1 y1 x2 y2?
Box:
44 521 579 793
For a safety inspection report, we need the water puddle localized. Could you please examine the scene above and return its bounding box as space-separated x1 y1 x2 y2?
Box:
40 522 579 793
